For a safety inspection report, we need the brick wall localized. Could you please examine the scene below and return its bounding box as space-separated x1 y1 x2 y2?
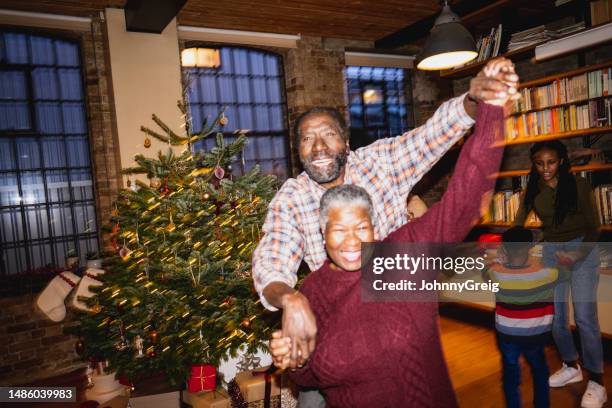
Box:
0 295 83 385
0 17 121 386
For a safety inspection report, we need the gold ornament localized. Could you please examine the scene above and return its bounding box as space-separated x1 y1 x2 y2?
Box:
203 193 210 200
92 304 102 314
144 137 151 148
219 114 228 126
241 318 251 328
150 178 161 189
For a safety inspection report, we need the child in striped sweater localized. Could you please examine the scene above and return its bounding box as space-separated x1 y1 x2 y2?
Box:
486 227 560 408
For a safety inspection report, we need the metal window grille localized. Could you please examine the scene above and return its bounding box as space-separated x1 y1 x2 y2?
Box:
0 31 98 275
345 66 414 149
184 46 290 180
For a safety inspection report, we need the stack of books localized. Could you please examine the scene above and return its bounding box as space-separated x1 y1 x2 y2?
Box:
507 22 585 52
475 24 503 62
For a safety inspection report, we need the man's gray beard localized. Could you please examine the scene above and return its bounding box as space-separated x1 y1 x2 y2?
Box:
303 152 347 184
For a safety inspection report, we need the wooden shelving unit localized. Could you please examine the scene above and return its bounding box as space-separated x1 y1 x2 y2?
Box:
491 163 612 178
517 60 612 89
496 126 612 147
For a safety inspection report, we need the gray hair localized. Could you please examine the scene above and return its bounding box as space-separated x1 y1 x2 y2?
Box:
319 185 374 231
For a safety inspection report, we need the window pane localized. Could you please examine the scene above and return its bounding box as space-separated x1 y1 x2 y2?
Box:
21 171 45 205
30 36 55 65
46 170 70 202
1 208 24 242
49 204 73 236
54 41 79 67
0 71 27 100
36 102 62 134
42 136 67 168
0 101 30 130
0 139 15 170
17 137 41 169
25 206 49 240
70 169 94 200
66 135 90 167
58 68 82 100
32 68 59 100
0 173 19 206
73 202 97 233
4 33 28 64
3 246 27 274
29 241 53 269
62 102 86 134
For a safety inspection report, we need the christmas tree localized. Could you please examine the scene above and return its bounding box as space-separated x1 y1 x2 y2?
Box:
69 102 278 386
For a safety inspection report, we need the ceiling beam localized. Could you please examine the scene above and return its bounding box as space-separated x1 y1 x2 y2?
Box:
375 0 513 49
124 0 187 33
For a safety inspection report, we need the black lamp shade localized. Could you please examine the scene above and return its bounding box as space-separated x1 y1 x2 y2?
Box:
416 5 478 70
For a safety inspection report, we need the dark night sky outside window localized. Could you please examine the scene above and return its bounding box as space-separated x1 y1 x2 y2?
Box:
0 31 98 275
345 66 414 149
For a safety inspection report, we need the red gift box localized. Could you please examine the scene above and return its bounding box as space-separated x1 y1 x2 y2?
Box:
188 364 216 393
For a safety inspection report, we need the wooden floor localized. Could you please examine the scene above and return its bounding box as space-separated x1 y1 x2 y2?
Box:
441 306 612 408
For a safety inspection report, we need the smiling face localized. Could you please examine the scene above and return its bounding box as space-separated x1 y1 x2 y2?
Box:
532 148 562 187
298 113 349 188
324 203 375 272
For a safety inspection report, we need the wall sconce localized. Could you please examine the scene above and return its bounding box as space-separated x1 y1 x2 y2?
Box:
181 47 221 68
416 1 477 70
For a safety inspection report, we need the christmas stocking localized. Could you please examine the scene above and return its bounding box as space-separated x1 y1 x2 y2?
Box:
72 268 104 311
36 272 81 322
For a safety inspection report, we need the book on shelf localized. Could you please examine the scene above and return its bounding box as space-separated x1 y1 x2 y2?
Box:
475 24 503 62
482 190 540 225
512 67 611 113
505 98 612 140
595 184 612 225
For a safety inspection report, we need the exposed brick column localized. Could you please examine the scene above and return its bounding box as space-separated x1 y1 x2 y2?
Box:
82 17 122 244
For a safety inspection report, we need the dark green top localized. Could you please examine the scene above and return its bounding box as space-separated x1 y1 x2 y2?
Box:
514 176 600 242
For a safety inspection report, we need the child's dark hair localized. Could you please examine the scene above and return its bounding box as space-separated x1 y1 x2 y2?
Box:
502 227 534 258
502 226 533 243
524 140 577 226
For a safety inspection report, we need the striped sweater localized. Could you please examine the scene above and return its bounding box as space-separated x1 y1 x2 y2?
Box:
486 257 559 343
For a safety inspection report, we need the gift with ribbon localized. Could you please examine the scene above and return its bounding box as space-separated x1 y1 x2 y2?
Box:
229 366 280 407
188 364 217 393
182 389 230 408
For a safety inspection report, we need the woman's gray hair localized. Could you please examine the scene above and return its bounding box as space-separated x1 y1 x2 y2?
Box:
319 185 374 231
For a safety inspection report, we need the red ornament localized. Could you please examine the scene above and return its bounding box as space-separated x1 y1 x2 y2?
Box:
75 339 85 355
214 165 225 180
187 364 216 393
147 349 156 358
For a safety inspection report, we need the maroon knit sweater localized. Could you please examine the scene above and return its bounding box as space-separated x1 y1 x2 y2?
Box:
288 103 504 408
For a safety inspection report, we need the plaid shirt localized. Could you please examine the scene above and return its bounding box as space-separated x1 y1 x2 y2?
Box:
252 93 475 310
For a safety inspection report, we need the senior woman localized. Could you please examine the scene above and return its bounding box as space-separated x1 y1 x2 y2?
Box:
268 98 508 407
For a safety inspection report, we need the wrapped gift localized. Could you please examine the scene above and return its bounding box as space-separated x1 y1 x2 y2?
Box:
188 364 217 393
182 389 230 408
129 373 181 408
234 366 281 403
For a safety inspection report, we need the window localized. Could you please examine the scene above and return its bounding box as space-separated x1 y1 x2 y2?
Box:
345 66 414 149
0 31 98 275
183 46 290 180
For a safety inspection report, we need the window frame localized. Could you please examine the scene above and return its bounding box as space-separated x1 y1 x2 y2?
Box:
181 43 292 179
344 65 415 146
0 27 99 275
